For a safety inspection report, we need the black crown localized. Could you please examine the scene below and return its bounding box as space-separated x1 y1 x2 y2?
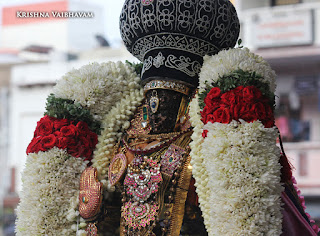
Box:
120 0 240 87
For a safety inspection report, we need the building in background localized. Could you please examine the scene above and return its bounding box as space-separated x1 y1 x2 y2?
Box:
0 1 110 235
238 0 320 225
1 0 105 54
0 48 24 236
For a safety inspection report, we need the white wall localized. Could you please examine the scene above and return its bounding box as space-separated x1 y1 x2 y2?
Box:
239 0 269 11
304 0 320 3
68 1 105 52
0 0 105 52
0 88 9 205
1 21 68 51
8 85 53 193
284 143 320 195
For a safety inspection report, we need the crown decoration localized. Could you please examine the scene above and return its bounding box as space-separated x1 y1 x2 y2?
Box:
144 79 191 95
120 0 240 87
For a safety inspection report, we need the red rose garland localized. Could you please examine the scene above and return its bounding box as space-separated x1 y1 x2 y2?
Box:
201 86 274 137
26 115 98 161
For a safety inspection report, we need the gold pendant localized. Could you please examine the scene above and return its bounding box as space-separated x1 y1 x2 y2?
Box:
109 147 128 186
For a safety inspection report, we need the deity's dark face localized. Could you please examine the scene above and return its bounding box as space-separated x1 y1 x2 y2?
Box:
145 89 183 134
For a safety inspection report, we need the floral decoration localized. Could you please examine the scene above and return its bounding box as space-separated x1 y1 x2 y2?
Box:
200 85 274 137
16 61 143 235
198 69 275 109
189 95 211 230
26 115 98 161
92 88 144 187
45 94 101 134
189 47 283 235
201 121 283 235
53 61 141 120
15 148 88 235
199 47 276 93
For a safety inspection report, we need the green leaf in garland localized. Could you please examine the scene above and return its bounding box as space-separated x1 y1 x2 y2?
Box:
44 94 101 134
126 60 143 76
237 38 243 48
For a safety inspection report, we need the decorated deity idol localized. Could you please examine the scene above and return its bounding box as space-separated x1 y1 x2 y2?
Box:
16 0 319 235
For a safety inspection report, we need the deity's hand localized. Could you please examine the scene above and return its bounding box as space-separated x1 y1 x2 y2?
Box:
79 166 103 221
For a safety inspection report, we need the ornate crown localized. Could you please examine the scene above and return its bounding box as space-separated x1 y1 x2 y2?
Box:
120 0 240 87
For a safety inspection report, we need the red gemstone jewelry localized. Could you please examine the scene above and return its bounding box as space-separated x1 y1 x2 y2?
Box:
85 223 98 236
123 201 158 230
124 155 162 202
160 144 186 177
122 155 162 231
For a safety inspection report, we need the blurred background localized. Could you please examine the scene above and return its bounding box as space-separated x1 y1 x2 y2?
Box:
0 0 319 235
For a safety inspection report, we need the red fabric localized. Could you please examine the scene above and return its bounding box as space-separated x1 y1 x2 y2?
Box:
186 177 199 206
280 154 293 183
281 192 317 236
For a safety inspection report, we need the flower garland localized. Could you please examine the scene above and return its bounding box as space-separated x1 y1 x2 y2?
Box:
53 61 141 120
199 47 276 93
189 47 283 235
202 121 283 235
15 148 88 235
45 94 102 134
26 115 98 161
200 84 275 137
189 95 211 231
92 88 144 187
16 61 143 235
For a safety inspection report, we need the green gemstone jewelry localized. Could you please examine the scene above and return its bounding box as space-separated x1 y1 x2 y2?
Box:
82 196 88 204
142 104 149 128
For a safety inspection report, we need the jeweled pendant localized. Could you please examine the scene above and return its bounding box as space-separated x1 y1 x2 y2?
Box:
109 153 127 186
86 223 98 236
150 90 159 113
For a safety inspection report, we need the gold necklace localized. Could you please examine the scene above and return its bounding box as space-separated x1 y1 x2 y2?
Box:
122 129 190 155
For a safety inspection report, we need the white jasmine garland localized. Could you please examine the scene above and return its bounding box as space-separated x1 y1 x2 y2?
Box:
15 148 88 235
53 61 141 120
199 48 276 93
189 95 212 232
200 121 283 235
76 229 88 236
92 88 144 186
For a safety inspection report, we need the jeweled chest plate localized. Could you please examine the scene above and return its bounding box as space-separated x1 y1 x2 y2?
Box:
123 201 158 230
160 144 186 177
124 156 162 202
123 155 162 231
85 223 98 236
